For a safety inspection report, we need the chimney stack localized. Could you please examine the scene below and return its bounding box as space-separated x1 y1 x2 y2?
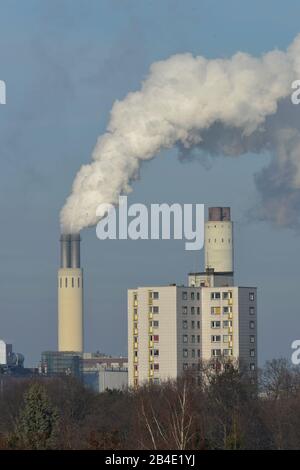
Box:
58 233 83 353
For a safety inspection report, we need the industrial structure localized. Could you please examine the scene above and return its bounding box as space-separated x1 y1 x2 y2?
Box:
58 234 83 352
128 207 257 387
40 351 128 393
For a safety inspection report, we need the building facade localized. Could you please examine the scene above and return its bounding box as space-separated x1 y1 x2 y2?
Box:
128 207 257 387
40 351 82 379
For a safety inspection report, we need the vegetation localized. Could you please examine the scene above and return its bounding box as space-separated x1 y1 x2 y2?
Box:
0 359 300 449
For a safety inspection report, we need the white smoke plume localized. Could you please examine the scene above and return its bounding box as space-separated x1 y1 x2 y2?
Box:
61 34 300 233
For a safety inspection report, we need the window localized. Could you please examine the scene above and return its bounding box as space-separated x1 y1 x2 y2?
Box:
223 292 229 299
182 306 188 315
197 335 200 343
250 349 255 357
211 321 221 328
183 363 188 370
250 335 255 343
183 349 188 358
211 292 221 300
191 292 195 300
197 307 200 315
72 277 74 288
153 306 159 314
250 363 255 371
211 349 221 357
153 321 159 328
211 306 221 315
191 306 195 315
154 363 159 370
197 292 200 301
197 321 200 329
211 335 221 342
223 335 229 343
223 349 233 357
249 292 255 301
191 349 195 358
182 291 187 300
249 307 255 315
182 335 188 343
182 320 188 329
153 335 159 342
153 349 159 356
191 321 195 329
197 349 201 358
153 378 160 384
250 321 255 329
65 278 68 288
153 292 159 299
191 335 195 343
223 320 232 328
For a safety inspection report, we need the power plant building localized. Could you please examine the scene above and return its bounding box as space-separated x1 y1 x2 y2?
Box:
128 207 257 387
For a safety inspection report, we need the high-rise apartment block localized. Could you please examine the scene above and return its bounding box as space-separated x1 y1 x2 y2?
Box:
128 207 257 387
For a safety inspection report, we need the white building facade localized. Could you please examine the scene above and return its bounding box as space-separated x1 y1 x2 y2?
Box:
128 207 257 387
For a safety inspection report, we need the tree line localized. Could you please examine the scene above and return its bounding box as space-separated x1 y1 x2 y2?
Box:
0 358 300 450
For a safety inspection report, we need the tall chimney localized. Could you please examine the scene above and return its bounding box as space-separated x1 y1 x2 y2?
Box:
58 233 83 353
204 207 234 275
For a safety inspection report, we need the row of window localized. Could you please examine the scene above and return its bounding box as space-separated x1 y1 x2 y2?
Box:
183 334 200 344
134 349 159 358
211 291 233 300
211 335 232 343
211 306 255 316
182 306 200 315
59 278 81 288
211 292 255 301
212 320 255 330
133 320 159 330
211 348 255 357
149 291 159 299
182 291 201 301
211 320 232 328
182 320 200 330
183 349 201 358
211 349 233 357
211 306 233 315
149 306 159 314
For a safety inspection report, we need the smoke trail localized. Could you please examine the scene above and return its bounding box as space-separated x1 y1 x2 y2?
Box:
60 35 300 233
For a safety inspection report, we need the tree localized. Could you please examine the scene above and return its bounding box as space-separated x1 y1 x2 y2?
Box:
13 382 59 449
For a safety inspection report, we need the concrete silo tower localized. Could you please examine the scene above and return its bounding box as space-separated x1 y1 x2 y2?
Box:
204 207 234 275
58 234 83 352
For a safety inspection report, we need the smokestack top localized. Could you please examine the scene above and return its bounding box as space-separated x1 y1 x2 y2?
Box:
208 207 231 222
60 233 81 269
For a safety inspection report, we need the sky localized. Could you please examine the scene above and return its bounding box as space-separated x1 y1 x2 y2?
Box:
0 0 300 366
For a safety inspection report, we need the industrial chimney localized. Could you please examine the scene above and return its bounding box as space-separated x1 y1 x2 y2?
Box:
204 207 234 276
58 234 83 352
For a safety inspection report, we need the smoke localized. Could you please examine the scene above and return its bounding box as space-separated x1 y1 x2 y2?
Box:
61 34 300 233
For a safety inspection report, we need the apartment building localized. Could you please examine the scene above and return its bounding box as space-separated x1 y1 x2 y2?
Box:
128 207 257 387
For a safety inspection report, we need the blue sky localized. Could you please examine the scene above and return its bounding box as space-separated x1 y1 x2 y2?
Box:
0 0 300 366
